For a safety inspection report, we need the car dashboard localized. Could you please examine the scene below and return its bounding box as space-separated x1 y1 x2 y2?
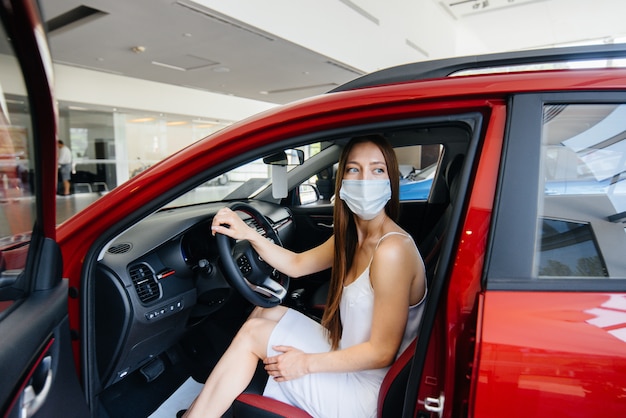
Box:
93 200 294 389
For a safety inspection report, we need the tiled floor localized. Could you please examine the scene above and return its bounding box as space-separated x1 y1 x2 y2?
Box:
55 192 104 224
0 192 102 237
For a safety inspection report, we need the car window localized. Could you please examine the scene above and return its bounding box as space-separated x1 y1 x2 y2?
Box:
536 103 626 278
0 21 36 301
398 144 442 201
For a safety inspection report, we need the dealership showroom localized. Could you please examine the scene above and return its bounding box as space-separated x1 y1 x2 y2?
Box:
4 1 626 418
5 0 626 224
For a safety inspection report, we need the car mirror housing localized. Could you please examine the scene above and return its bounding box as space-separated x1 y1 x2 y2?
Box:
263 149 304 166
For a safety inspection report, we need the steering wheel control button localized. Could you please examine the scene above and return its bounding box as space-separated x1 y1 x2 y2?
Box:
145 299 184 321
237 255 253 276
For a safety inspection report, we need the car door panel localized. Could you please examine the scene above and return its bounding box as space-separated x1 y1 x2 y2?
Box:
286 205 334 314
1 281 89 418
288 205 334 253
474 292 626 418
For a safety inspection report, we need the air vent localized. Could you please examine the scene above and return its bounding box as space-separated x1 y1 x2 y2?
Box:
108 243 132 254
246 218 265 235
129 263 161 304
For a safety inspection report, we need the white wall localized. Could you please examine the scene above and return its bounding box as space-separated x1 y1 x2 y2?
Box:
53 63 277 122
3 54 278 123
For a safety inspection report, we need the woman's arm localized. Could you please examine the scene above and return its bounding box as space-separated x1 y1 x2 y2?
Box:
265 235 425 380
211 207 334 278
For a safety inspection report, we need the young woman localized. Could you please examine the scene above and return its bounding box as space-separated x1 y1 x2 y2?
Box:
183 135 427 418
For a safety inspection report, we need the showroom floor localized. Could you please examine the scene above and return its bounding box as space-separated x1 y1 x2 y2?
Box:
55 192 103 223
0 192 101 237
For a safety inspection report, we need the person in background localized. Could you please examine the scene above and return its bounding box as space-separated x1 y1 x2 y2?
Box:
57 140 72 196
181 135 427 418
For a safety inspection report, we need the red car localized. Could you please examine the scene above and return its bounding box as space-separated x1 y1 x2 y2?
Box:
1 1 626 417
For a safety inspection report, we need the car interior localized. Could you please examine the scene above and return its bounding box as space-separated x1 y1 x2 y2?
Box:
87 116 475 417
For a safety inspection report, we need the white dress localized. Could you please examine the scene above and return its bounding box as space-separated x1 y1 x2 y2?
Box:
262 232 426 418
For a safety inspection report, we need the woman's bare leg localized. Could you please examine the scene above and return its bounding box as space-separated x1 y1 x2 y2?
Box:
249 305 288 322
183 306 288 418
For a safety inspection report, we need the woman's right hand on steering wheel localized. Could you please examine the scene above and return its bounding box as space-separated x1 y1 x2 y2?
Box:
211 207 255 241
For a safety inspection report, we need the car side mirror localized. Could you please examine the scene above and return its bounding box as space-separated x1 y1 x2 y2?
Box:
298 184 320 205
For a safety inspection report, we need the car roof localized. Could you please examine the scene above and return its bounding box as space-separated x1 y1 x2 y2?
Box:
331 43 626 93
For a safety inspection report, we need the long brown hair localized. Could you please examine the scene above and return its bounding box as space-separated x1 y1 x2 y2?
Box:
321 134 400 349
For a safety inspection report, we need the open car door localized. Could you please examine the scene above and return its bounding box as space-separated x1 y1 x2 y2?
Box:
0 1 88 417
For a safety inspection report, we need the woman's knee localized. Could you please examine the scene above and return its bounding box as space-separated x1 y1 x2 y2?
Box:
236 317 275 358
239 317 266 335
249 305 288 322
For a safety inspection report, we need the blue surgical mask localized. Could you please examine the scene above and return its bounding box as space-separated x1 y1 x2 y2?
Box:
339 179 391 220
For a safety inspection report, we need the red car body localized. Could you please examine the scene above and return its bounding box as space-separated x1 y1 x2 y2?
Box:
57 71 626 416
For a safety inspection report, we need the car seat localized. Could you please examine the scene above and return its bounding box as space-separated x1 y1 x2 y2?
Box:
315 167 335 200
419 153 464 279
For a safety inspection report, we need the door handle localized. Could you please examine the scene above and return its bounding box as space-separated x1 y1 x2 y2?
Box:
20 356 53 418
316 222 333 228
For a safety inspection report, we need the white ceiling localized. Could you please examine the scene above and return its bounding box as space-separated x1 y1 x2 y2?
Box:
39 0 626 106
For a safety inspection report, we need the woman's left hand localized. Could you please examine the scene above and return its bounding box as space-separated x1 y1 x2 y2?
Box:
263 345 309 382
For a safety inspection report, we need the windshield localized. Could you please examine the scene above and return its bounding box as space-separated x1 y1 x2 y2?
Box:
166 144 320 207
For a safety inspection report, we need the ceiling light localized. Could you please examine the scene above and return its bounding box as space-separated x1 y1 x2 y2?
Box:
152 61 186 71
131 46 146 54
129 117 155 123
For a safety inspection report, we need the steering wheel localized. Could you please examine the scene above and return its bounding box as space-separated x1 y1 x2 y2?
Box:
215 202 290 308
